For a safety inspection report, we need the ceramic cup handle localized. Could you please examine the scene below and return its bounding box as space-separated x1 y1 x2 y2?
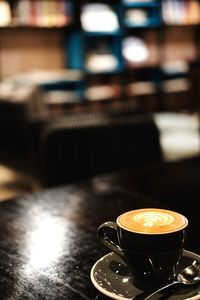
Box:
97 221 124 258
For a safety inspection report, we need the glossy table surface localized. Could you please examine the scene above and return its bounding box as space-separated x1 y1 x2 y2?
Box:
0 157 200 299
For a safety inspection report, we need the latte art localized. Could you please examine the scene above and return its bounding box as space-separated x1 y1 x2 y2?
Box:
118 208 188 234
133 212 175 228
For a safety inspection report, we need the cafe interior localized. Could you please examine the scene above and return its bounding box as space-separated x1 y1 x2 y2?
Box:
0 0 200 299
0 0 200 199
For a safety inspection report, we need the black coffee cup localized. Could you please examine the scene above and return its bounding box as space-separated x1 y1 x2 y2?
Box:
97 208 188 290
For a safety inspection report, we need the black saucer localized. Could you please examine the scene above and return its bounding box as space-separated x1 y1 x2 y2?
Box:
91 250 200 300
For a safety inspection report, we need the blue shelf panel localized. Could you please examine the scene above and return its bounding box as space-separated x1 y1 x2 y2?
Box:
120 1 163 29
39 81 85 98
37 65 85 97
82 30 123 37
67 31 125 74
122 1 160 8
39 81 84 90
65 31 85 70
124 19 162 28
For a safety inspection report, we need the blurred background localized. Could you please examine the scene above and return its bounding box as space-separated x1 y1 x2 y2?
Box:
0 0 200 200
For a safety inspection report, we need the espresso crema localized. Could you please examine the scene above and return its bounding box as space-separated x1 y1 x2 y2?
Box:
118 208 188 234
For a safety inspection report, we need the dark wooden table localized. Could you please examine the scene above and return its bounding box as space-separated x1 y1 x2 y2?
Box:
0 157 200 299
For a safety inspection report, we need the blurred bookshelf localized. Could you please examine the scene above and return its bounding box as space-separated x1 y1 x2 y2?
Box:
0 0 200 120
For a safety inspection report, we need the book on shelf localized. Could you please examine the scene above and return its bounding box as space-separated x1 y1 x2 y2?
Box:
34 0 45 27
30 0 37 26
187 0 200 25
0 0 12 27
57 0 70 27
15 0 31 26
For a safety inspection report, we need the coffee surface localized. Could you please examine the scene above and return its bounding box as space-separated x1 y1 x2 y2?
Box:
118 208 187 234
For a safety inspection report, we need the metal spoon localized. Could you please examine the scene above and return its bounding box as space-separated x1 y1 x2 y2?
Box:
144 262 200 300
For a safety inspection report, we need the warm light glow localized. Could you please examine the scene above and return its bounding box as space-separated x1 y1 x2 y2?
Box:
125 9 148 26
81 4 119 32
86 54 118 72
154 113 200 161
27 215 66 269
122 37 149 64
160 131 200 159
86 85 116 101
161 60 189 75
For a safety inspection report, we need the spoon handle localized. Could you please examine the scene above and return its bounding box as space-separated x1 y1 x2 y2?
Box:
144 281 179 300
